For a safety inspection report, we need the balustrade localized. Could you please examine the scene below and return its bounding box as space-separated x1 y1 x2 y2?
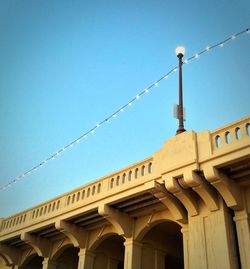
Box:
211 117 250 151
0 157 153 234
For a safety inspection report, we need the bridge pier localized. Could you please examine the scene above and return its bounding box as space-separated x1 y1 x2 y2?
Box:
42 258 57 269
234 210 250 269
78 249 95 269
123 239 142 269
187 199 239 269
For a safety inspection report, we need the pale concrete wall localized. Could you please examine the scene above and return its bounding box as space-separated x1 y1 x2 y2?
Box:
188 199 239 269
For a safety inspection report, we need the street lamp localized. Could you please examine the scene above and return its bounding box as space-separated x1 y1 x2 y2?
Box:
175 45 186 135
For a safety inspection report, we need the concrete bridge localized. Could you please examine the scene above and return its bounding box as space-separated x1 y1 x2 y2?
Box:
0 116 250 269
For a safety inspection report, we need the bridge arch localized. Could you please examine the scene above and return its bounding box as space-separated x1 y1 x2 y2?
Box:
0 254 11 267
134 209 183 242
0 244 20 267
89 232 119 252
20 253 43 269
52 245 79 269
90 233 125 269
51 241 74 261
136 219 184 269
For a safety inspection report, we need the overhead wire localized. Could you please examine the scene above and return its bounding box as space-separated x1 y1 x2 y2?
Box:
0 27 249 192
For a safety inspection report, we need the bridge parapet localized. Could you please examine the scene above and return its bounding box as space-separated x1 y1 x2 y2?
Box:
211 116 250 153
0 157 153 235
0 197 62 234
64 157 153 207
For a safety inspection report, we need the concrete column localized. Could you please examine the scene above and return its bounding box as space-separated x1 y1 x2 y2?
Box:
154 249 165 269
124 239 142 269
188 200 239 269
234 210 250 269
181 227 189 269
78 249 95 269
42 258 57 269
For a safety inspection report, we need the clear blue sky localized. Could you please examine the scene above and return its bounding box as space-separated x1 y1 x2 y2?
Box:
0 0 249 217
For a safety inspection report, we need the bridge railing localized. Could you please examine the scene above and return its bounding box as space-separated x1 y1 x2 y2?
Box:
211 116 250 152
0 157 153 234
65 157 153 207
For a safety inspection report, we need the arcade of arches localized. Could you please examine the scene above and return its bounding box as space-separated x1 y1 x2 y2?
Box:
0 116 250 269
1 217 184 269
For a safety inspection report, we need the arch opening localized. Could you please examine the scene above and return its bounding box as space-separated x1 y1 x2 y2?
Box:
53 245 79 269
20 254 43 269
140 221 184 269
235 127 241 140
246 123 250 136
92 234 125 269
225 131 231 144
215 135 222 148
0 254 11 268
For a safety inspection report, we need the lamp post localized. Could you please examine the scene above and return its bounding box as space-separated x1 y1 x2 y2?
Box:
175 46 186 135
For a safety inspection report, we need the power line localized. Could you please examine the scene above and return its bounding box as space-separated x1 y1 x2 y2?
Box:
1 27 249 192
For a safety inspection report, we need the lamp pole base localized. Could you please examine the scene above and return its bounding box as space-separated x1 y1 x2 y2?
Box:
176 128 186 135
